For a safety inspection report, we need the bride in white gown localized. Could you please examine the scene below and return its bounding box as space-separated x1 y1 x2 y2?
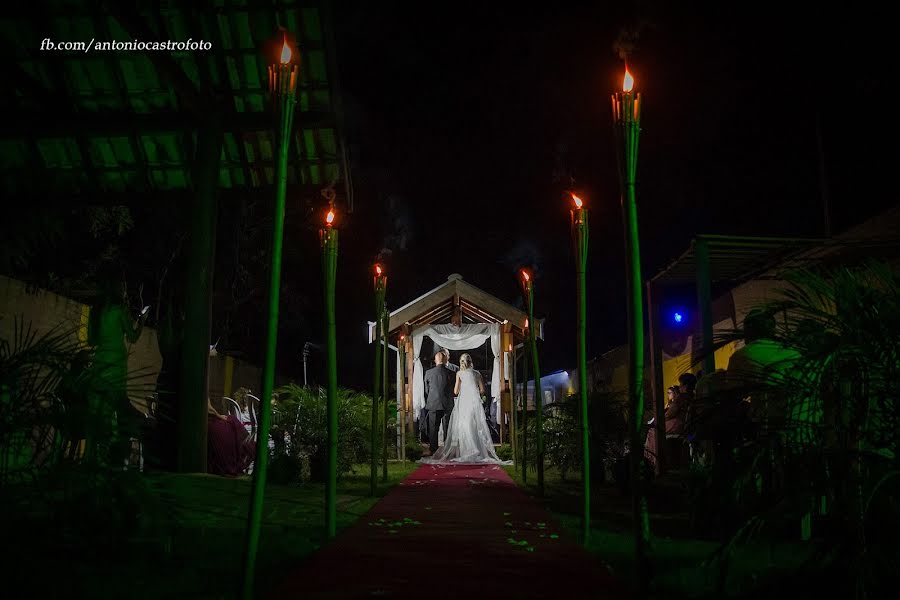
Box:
422 353 511 465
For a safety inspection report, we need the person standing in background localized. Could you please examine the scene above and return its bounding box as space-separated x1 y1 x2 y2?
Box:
86 277 147 465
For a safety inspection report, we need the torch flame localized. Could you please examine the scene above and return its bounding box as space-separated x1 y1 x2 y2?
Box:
623 68 634 92
571 193 583 209
326 209 335 225
280 35 292 64
375 264 383 276
521 269 530 282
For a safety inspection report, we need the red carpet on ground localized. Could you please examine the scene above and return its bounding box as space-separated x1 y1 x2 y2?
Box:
274 464 622 599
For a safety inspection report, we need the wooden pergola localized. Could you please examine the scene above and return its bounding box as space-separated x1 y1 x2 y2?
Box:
367 274 545 454
2 1 352 472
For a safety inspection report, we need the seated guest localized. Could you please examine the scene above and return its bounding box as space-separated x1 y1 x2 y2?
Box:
645 385 683 471
207 399 255 476
665 383 688 436
665 373 697 468
726 309 799 427
233 387 254 436
690 369 730 436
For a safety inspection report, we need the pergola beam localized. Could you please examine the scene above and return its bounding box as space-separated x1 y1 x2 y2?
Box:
102 2 207 117
1 110 334 138
11 184 332 206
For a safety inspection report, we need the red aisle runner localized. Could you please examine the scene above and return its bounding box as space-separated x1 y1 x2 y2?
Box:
273 464 622 599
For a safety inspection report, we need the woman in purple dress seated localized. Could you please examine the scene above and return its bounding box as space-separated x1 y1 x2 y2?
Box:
207 400 255 476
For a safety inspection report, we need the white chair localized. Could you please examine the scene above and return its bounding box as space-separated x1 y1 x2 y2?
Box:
247 394 276 452
247 394 260 443
223 396 242 420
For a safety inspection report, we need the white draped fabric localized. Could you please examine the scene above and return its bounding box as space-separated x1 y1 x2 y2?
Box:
490 330 501 401
396 348 403 443
411 323 500 421
412 334 425 421
396 348 402 407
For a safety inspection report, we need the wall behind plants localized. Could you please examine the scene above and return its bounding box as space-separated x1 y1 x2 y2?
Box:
0 275 277 415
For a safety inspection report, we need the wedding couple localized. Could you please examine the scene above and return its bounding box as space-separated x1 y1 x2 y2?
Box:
421 349 510 465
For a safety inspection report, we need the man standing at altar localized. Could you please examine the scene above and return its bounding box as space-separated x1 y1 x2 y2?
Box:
421 347 458 444
440 347 459 373
423 349 456 455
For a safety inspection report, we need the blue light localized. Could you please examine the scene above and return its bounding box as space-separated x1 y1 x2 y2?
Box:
673 312 683 324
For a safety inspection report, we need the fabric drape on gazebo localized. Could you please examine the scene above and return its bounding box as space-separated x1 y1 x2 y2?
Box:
411 323 500 421
396 348 402 406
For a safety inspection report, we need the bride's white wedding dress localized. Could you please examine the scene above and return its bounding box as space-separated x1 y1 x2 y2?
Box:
422 369 511 465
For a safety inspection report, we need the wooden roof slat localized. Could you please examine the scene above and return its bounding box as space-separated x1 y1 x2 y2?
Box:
649 233 900 286
374 274 537 343
2 110 334 138
2 2 351 208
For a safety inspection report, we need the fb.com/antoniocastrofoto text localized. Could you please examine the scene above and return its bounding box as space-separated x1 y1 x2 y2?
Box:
40 38 211 53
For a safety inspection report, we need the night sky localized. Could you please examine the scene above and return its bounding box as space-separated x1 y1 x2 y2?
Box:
2 5 893 389
316 2 894 389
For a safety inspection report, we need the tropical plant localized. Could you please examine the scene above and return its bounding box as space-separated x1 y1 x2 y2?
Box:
404 435 423 461
520 388 630 483
0 317 166 560
272 383 373 483
692 261 900 598
495 443 512 462
0 319 85 484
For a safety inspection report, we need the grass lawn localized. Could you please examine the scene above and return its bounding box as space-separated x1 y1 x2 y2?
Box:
7 461 418 599
504 465 816 599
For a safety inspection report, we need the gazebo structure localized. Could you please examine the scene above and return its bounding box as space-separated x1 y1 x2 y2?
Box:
367 274 544 454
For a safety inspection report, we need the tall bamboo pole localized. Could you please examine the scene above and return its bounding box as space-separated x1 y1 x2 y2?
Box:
510 343 517 467
399 336 406 461
381 307 389 481
571 194 591 543
322 208 339 538
612 66 651 594
371 265 386 495
241 36 298 600
521 269 544 496
521 333 528 484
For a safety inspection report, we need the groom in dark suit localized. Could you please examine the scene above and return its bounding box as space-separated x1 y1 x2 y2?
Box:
423 349 456 455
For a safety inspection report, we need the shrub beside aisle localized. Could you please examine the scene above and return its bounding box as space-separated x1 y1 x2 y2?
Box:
269 384 373 484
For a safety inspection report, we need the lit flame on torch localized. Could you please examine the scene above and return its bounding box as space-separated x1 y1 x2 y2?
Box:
571 193 583 209
326 209 335 225
280 34 292 64
623 68 634 93
521 269 530 282
375 264 383 276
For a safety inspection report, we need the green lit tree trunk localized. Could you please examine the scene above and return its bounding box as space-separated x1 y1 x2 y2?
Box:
177 122 222 473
